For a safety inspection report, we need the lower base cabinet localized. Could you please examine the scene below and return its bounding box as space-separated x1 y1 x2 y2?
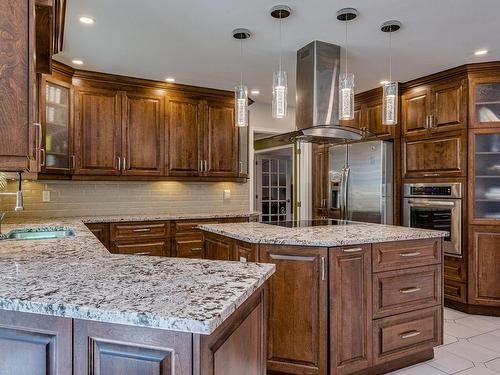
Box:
0 288 266 375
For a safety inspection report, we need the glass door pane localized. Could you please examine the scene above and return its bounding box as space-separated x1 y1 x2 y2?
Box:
475 83 500 124
45 81 70 170
257 156 291 223
474 133 500 219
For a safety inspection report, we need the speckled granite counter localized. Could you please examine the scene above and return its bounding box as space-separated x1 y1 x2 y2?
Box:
198 221 448 247
0 218 274 335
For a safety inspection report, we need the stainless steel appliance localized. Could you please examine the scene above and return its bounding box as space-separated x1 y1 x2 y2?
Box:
403 183 462 257
328 140 393 224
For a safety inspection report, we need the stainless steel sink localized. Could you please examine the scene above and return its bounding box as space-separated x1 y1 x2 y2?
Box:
5 228 75 240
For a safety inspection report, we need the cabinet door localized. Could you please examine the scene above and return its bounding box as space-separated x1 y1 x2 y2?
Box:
239 122 249 178
470 75 500 128
431 79 467 133
235 241 258 262
330 245 372 374
0 310 72 375
205 234 233 260
0 0 36 171
74 319 192 375
312 144 328 219
469 226 500 306
74 87 122 175
174 234 205 259
402 87 431 137
165 94 203 176
260 246 328 375
403 131 467 178
122 91 164 176
40 76 73 174
204 100 239 177
366 98 397 139
339 103 363 129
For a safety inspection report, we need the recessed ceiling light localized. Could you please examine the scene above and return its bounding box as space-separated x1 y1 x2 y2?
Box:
79 16 95 24
250 89 260 95
165 77 175 83
474 49 488 56
380 80 390 85
72 59 84 65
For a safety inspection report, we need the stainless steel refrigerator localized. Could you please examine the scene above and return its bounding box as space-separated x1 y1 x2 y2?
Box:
328 140 393 224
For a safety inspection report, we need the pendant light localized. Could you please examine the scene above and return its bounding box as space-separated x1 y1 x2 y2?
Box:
337 8 358 121
380 20 402 126
271 5 291 119
233 28 251 127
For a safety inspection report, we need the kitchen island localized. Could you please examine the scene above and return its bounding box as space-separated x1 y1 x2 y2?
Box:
199 220 448 375
0 219 274 375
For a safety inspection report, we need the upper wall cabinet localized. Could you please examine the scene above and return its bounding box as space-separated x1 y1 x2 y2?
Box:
74 87 123 176
402 78 467 137
166 94 203 176
0 0 37 172
204 100 239 177
470 74 500 128
122 90 164 176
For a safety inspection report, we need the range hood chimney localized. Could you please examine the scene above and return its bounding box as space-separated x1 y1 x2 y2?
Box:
261 40 366 145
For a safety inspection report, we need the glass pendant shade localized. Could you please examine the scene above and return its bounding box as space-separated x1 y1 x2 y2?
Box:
339 72 355 120
272 70 288 119
235 84 248 127
382 81 398 125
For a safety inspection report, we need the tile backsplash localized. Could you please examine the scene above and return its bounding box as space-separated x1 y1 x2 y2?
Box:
0 180 249 218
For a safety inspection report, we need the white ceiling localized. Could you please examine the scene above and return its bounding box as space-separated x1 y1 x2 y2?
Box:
56 0 500 104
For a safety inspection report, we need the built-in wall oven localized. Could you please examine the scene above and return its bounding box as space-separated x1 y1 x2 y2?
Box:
403 183 462 257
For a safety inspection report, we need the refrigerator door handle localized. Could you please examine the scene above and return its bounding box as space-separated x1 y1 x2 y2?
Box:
339 167 346 220
343 166 350 220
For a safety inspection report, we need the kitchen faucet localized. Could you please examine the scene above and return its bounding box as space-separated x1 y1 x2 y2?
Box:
0 172 24 234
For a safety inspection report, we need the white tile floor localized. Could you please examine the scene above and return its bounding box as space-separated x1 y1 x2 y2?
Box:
390 308 500 375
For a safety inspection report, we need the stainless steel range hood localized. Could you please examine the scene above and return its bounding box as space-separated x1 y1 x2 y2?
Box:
262 40 366 145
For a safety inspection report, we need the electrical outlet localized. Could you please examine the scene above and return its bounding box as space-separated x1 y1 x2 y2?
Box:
223 189 231 200
42 191 51 202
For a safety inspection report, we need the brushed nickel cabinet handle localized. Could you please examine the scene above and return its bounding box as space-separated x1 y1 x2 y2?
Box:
343 247 364 253
134 252 151 256
192 247 203 251
117 156 121 171
132 228 151 232
423 173 439 177
204 160 208 172
122 157 126 171
399 251 421 257
321 256 326 281
70 155 76 169
399 287 422 294
40 149 46 167
399 330 421 339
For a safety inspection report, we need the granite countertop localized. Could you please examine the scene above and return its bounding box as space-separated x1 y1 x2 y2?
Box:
0 218 274 335
198 221 448 247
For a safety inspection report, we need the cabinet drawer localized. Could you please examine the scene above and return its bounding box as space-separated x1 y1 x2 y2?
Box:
444 280 467 303
174 220 218 234
373 265 441 318
111 222 169 241
444 256 466 283
174 234 205 259
111 240 168 257
373 239 441 272
373 306 442 365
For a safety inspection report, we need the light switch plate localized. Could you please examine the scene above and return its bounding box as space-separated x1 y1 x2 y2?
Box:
42 190 51 202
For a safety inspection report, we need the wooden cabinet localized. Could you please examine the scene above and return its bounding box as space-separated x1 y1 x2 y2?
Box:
205 233 233 260
260 245 328 375
469 74 500 128
111 240 169 257
444 256 467 303
365 97 397 139
85 223 110 250
468 225 500 306
402 79 466 137
0 310 72 375
0 0 37 172
402 130 467 179
204 100 239 177
312 144 329 219
339 102 363 129
108 221 171 257
74 86 122 175
122 91 164 176
330 245 372 375
165 94 203 176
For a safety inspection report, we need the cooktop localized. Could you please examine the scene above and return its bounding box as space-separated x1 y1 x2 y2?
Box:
267 219 354 228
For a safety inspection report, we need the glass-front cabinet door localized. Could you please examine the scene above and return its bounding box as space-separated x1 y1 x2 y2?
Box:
471 76 500 128
41 77 72 173
471 129 500 222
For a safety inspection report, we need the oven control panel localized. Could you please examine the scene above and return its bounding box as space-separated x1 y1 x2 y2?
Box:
403 183 462 199
410 186 452 196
